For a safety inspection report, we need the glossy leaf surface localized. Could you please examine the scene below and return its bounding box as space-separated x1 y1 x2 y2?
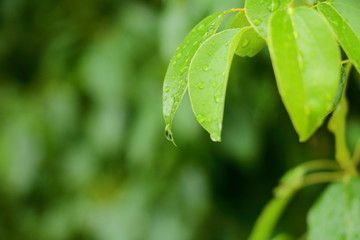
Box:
308 178 360 240
188 28 245 141
231 11 265 57
268 7 341 141
245 0 292 39
317 1 360 73
162 11 227 143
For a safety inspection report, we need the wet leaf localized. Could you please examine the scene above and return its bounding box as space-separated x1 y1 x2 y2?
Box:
245 0 292 39
268 7 341 141
188 28 246 142
308 178 360 240
162 11 227 144
317 1 360 73
231 11 265 57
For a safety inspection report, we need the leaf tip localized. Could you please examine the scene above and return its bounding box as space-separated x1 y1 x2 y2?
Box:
165 124 177 146
210 133 221 142
298 131 313 143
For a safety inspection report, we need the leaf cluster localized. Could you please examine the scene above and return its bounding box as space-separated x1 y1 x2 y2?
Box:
163 0 360 143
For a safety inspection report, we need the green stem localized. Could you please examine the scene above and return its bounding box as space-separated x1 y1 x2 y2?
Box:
328 63 357 175
248 191 294 240
248 159 344 240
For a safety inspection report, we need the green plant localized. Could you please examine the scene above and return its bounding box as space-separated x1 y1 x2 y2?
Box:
162 0 360 239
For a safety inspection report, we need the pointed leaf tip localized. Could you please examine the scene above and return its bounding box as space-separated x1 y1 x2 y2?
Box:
189 28 246 141
162 10 228 143
165 124 177 146
268 7 341 141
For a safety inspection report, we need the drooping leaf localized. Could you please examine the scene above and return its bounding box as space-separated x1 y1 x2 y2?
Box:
308 178 360 240
231 11 265 57
162 11 228 144
245 0 292 39
188 28 247 141
317 1 360 73
268 7 341 141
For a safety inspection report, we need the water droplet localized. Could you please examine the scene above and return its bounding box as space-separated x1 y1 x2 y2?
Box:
210 132 220 142
176 52 182 59
241 39 249 47
268 0 279 12
214 95 221 103
172 60 177 66
252 18 262 26
180 66 188 75
203 65 209 71
165 86 170 93
197 23 205 31
332 19 339 26
210 41 216 46
258 27 264 32
179 80 186 86
165 124 173 141
207 51 213 56
198 82 205 89
212 82 218 87
163 96 168 101
206 25 216 36
193 40 199 46
196 114 205 123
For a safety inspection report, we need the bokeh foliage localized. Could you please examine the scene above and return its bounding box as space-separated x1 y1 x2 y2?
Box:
0 0 359 239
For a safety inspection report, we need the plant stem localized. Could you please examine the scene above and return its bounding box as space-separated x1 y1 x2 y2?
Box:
248 160 343 240
248 191 294 240
227 8 244 13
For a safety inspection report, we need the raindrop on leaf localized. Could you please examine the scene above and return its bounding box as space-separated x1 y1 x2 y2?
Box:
252 18 262 26
268 0 279 12
196 114 205 123
241 39 250 47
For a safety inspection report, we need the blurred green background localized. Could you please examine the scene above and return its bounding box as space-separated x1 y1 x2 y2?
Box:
0 0 359 239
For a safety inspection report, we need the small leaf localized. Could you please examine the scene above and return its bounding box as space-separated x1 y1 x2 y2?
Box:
231 12 265 57
317 1 360 73
162 11 227 143
268 7 341 141
245 0 292 39
188 28 247 141
308 178 360 240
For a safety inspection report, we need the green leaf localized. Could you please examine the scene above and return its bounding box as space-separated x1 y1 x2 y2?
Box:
245 0 292 39
231 12 266 57
317 1 360 73
162 11 227 144
308 178 360 240
268 7 341 141
188 28 246 141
